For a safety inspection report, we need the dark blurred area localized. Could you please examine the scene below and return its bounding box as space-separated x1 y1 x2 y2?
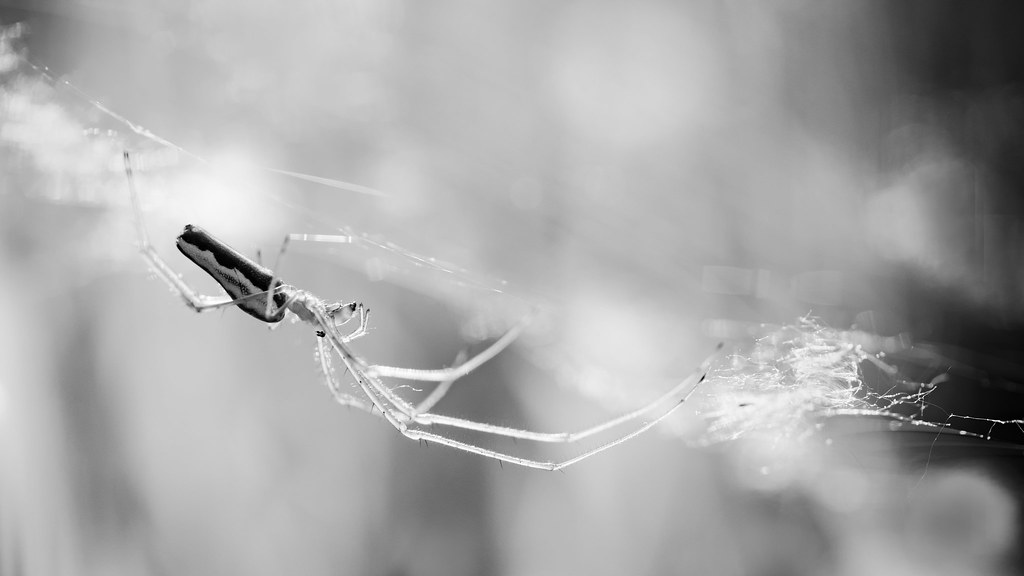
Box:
876 1 1024 422
2 1 1024 575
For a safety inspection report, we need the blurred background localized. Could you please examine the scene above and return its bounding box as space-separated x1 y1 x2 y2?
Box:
1 1 1023 575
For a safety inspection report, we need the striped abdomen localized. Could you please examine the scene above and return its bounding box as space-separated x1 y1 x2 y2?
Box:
176 224 288 322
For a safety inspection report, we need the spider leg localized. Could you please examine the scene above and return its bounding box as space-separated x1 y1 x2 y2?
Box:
323 315 521 419
323 311 717 469
327 298 715 447
411 349 468 416
367 317 530 382
140 247 297 315
408 369 708 443
379 363 695 471
126 152 306 322
340 304 370 343
137 245 238 311
283 219 531 380
264 234 291 318
318 302 370 342
316 336 379 414
318 314 417 434
124 151 294 316
401 392 694 471
325 301 357 326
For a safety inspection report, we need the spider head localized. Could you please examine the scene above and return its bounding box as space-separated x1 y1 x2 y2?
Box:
325 301 360 327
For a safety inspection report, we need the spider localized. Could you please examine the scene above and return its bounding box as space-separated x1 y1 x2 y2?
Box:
124 152 711 470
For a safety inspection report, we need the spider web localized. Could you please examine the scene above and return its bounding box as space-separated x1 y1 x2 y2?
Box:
685 317 931 443
682 317 1024 444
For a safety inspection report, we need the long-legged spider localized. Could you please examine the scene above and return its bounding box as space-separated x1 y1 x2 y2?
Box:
124 152 711 470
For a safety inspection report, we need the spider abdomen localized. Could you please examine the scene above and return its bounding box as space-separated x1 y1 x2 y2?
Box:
176 224 288 323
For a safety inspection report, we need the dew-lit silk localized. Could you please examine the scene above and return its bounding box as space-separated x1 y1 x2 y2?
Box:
176 224 288 322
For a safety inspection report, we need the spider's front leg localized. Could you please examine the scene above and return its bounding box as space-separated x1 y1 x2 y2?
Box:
325 301 370 342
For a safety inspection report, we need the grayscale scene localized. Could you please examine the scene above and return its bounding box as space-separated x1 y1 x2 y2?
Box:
1 2 1022 575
